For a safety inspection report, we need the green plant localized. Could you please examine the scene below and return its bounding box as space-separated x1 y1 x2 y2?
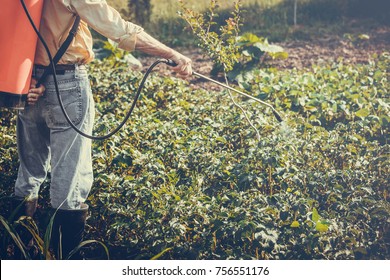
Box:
0 203 109 260
1 46 388 260
178 0 243 73
179 0 287 79
83 51 389 259
226 32 288 79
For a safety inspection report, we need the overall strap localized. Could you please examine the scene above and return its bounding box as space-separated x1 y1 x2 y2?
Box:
37 15 81 85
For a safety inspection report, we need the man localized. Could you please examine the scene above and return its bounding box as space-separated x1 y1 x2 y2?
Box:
14 0 192 259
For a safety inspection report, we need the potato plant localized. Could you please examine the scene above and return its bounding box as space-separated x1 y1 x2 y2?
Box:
88 52 388 259
0 50 388 260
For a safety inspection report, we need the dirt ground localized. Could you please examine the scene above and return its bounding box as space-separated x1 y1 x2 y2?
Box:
139 22 389 90
270 24 390 69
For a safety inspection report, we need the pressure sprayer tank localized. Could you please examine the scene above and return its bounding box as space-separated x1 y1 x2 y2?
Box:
0 0 44 109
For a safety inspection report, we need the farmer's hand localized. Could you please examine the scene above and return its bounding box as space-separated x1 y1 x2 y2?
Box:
27 78 45 106
135 31 192 78
168 51 192 78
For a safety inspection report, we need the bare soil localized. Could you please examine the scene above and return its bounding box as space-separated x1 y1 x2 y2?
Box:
139 22 389 90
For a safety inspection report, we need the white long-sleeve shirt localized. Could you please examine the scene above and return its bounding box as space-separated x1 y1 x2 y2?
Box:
34 0 143 65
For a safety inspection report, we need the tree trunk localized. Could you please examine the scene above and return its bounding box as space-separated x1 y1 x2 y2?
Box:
293 0 297 26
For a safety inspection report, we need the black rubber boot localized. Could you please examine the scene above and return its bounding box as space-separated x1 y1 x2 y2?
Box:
50 204 88 260
11 197 38 219
10 196 38 259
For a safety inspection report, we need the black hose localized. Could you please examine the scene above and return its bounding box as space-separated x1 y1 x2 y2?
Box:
21 0 283 141
20 0 166 140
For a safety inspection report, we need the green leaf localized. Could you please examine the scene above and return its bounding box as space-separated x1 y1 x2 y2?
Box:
151 247 173 260
237 33 263 46
358 34 370 40
315 222 329 232
269 51 288 60
0 215 28 259
355 108 370 118
312 208 320 223
67 240 110 260
290 221 300 228
253 42 279 53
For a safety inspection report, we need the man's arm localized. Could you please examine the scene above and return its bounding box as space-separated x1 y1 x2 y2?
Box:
135 31 192 77
68 0 192 76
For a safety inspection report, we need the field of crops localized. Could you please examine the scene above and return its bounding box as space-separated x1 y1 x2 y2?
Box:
0 0 389 261
1 50 388 259
91 52 390 260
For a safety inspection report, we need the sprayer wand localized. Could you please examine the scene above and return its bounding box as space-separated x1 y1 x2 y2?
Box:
194 71 283 122
164 60 283 122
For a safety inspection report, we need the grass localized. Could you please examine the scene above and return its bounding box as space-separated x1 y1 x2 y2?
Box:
107 0 286 16
105 0 388 47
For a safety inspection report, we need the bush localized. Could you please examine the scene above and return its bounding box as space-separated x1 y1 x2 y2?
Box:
87 52 388 259
1 48 388 260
